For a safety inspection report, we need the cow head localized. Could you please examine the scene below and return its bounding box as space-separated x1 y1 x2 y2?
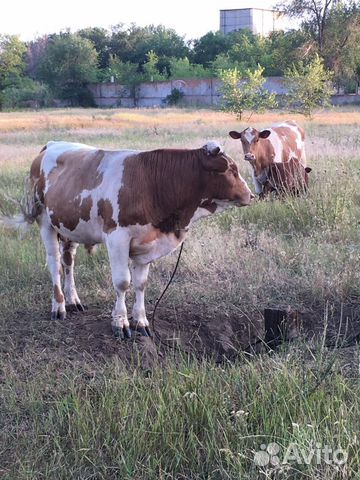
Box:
200 141 254 208
229 128 271 174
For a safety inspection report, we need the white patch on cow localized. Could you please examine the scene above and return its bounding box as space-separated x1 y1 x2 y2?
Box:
127 223 187 265
267 128 284 163
244 128 256 144
203 140 224 155
252 171 263 194
255 167 269 186
269 121 306 165
78 149 140 227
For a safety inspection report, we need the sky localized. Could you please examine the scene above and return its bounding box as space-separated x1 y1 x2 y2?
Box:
0 0 279 41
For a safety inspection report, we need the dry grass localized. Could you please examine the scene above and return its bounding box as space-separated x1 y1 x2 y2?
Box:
0 106 358 133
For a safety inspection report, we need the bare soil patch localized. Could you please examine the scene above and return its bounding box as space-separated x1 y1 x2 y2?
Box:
3 300 359 370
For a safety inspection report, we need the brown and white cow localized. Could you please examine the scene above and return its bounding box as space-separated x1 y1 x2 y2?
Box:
263 157 312 196
14 140 253 338
229 120 306 195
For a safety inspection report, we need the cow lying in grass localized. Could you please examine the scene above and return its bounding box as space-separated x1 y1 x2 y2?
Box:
3 141 253 339
263 157 312 196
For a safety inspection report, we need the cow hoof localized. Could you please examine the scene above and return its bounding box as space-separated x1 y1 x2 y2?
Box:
123 327 132 339
66 303 85 313
51 310 66 320
137 327 150 337
112 325 124 339
112 325 132 340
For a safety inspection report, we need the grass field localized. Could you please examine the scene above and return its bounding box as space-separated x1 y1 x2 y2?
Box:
0 107 360 479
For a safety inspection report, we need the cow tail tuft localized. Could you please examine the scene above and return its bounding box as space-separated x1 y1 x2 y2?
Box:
0 177 41 236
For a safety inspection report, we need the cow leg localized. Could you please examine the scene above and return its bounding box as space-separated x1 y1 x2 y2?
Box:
39 217 66 320
130 262 151 337
106 231 132 339
60 240 84 312
252 171 263 196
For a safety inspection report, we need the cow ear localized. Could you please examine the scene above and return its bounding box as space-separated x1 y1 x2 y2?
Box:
229 130 242 139
201 155 228 173
305 167 312 173
259 130 271 139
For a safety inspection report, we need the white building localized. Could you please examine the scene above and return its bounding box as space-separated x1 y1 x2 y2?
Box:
220 8 286 36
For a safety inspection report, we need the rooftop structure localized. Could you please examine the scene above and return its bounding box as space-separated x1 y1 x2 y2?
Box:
220 8 286 36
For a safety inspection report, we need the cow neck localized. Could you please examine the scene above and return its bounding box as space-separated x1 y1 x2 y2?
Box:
118 150 204 235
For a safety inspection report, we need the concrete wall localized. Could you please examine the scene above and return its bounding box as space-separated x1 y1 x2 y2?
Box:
88 78 360 108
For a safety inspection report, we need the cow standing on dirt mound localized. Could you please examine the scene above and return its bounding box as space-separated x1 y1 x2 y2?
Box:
5 141 253 339
229 120 306 196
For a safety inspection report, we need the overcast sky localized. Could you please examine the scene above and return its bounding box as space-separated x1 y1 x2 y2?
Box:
0 0 278 41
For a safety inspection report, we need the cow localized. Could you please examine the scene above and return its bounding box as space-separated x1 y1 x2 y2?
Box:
8 140 253 339
229 120 306 195
263 157 312 196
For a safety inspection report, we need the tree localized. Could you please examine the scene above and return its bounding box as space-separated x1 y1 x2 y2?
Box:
142 51 167 82
78 27 111 69
0 35 27 89
218 65 277 120
168 57 208 79
321 2 360 91
37 33 99 106
191 31 230 67
284 54 333 117
109 24 189 74
276 0 335 52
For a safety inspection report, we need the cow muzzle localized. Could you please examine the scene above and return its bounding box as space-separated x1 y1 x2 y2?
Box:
244 153 256 161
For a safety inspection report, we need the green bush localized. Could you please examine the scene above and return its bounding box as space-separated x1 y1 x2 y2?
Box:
0 78 51 110
164 87 184 106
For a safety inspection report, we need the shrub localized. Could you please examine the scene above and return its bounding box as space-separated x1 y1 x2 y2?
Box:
164 88 184 106
218 65 277 120
0 78 51 110
284 54 334 118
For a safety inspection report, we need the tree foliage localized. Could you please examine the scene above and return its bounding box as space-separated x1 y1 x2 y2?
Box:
285 54 333 117
218 65 277 120
0 35 27 89
37 34 99 105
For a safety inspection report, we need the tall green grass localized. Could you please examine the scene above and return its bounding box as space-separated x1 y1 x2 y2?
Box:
1 347 360 479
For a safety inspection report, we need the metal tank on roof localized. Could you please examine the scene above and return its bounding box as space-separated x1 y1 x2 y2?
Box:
220 8 286 36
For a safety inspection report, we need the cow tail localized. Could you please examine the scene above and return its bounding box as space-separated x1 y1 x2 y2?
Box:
0 176 40 236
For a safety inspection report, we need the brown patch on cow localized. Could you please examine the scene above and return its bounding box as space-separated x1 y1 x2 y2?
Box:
97 198 117 233
63 250 72 266
267 158 310 194
44 149 104 231
54 285 64 303
118 149 250 234
84 244 97 255
65 268 70 275
117 281 130 292
30 151 46 208
79 195 93 223
140 228 162 245
118 149 205 233
199 199 217 213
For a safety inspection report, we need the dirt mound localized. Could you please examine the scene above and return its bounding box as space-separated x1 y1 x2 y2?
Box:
4 301 359 371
